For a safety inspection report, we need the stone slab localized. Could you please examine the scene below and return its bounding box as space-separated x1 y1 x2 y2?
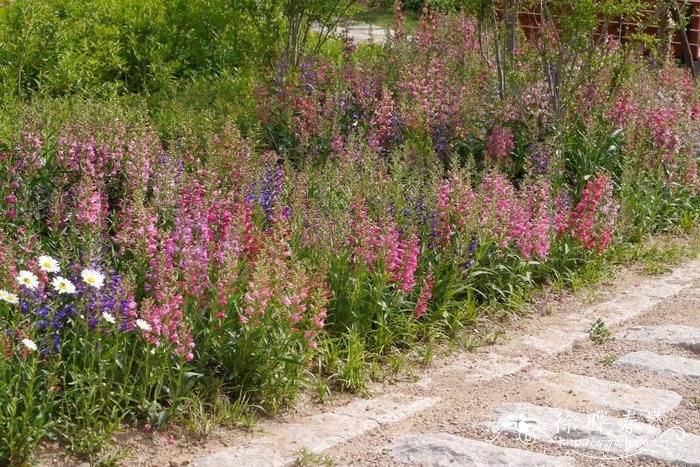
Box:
635 281 685 299
618 325 700 353
667 261 700 284
614 351 700 380
438 352 530 382
526 370 682 420
195 393 439 466
582 295 660 325
195 446 288 467
484 403 700 463
333 393 440 425
485 402 660 456
347 31 390 44
389 433 577 466
519 328 588 354
641 427 700 465
275 412 379 453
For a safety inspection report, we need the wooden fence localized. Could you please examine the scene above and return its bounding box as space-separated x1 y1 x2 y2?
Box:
499 1 700 62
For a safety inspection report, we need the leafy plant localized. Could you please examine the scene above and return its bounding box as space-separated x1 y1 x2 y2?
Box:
589 318 612 345
293 448 336 466
598 354 618 366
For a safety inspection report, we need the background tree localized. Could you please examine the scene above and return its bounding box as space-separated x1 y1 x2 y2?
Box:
245 0 357 67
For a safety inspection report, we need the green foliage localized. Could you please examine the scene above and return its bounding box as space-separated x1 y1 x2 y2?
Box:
0 0 273 97
588 318 612 345
0 355 57 466
598 354 618 366
619 180 700 243
293 448 337 466
266 0 358 66
561 128 625 200
403 0 456 12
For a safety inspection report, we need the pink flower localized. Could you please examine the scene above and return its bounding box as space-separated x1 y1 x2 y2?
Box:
486 126 515 166
414 273 434 319
289 313 303 323
568 175 618 253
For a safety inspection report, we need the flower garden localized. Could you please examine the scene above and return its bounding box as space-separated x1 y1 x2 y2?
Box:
1 1 699 464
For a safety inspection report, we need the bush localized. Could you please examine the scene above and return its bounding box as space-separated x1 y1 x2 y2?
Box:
0 0 274 97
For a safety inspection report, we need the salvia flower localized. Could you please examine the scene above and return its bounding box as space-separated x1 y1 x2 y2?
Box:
414 274 435 319
52 277 77 295
38 255 61 273
81 269 106 289
16 271 39 290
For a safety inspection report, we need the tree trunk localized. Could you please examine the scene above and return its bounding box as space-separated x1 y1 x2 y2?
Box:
654 0 674 61
504 0 519 64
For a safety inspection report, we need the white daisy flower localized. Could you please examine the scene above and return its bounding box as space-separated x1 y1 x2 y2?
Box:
0 290 19 304
16 271 39 290
135 319 152 331
52 276 77 295
21 338 37 351
102 312 116 324
81 268 105 289
38 255 60 273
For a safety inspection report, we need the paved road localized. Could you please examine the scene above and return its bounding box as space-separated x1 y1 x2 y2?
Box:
312 22 394 45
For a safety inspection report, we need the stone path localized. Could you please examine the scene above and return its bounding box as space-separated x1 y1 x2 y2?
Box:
190 258 700 466
344 23 394 44
195 394 440 467
311 22 394 45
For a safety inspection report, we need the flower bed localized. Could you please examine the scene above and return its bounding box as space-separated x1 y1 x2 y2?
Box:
0 10 699 464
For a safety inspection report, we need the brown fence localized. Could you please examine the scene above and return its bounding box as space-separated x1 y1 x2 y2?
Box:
499 1 700 62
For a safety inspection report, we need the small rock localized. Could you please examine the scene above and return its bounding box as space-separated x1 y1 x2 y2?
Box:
614 351 700 380
389 433 576 466
618 325 700 353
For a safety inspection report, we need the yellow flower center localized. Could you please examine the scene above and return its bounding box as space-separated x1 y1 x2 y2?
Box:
23 278 31 284
59 283 67 290
43 262 51 268
87 278 95 284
